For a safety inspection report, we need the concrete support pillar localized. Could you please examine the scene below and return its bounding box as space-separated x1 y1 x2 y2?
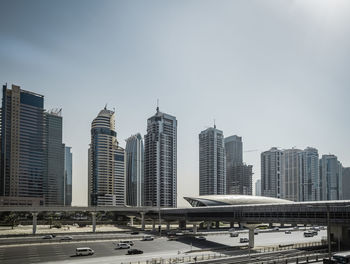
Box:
128 216 135 227
199 222 204 229
152 219 156 231
140 212 145 230
179 220 186 230
32 212 38 235
230 222 234 228
193 224 197 234
167 222 170 231
215 221 220 229
91 212 96 233
248 226 255 249
207 221 211 231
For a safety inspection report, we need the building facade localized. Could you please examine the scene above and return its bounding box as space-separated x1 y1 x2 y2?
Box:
144 107 177 207
88 107 125 206
319 154 342 200
342 167 350 200
64 146 72 206
255 179 261 196
280 148 302 202
261 147 283 198
125 133 144 207
0 84 45 205
298 147 319 201
199 126 226 196
224 135 252 195
43 110 65 206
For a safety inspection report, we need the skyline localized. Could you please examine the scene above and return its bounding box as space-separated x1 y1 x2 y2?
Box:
1 0 350 207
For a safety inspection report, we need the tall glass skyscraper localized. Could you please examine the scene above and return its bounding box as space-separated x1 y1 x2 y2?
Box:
88 107 125 206
261 147 283 198
319 154 343 200
199 125 226 195
144 107 177 207
44 110 65 206
0 84 45 206
125 133 144 207
64 146 72 206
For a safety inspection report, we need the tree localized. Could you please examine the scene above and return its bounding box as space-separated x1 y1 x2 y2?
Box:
5 213 19 229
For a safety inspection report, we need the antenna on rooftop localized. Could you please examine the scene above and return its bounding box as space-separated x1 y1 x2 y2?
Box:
214 118 216 129
156 99 159 113
104 104 107 110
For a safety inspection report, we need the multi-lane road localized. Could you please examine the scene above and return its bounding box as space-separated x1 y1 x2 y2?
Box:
0 229 327 264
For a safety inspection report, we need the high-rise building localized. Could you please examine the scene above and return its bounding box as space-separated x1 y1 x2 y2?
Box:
224 135 252 195
43 110 65 206
144 107 177 207
0 84 45 206
224 135 242 165
280 148 302 202
342 167 350 200
261 147 283 198
319 154 343 200
255 179 261 196
88 107 125 206
64 146 72 206
199 125 226 195
125 133 144 207
298 147 319 201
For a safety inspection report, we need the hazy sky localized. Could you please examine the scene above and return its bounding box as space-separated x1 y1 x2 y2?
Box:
1 0 349 207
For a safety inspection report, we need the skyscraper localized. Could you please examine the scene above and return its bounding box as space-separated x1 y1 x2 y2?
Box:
255 179 261 196
88 107 125 206
43 110 65 206
342 167 350 200
298 147 319 201
224 135 242 165
144 107 177 207
0 84 45 206
64 146 72 206
280 148 302 202
125 133 144 207
199 125 226 195
225 135 252 195
261 147 283 198
319 154 343 200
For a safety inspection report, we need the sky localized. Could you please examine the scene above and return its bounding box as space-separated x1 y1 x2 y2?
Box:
1 0 349 207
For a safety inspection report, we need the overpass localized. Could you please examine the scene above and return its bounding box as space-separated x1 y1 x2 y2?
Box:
1 200 350 249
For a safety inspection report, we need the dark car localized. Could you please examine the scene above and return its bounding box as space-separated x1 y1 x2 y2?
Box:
127 249 143 255
130 231 139 235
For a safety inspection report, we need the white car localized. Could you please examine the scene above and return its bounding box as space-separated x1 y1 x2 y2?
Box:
142 235 154 241
115 243 130 249
76 247 94 256
60 236 73 241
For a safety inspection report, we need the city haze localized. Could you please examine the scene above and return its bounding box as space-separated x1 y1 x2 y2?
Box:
1 0 349 207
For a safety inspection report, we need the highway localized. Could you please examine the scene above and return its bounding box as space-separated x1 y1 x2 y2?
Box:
0 229 327 264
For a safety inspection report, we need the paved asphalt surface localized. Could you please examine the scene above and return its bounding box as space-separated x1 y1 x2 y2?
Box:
0 229 327 264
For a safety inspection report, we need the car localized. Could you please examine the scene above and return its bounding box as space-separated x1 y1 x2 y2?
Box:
115 243 130 249
273 227 279 231
285 230 292 234
330 251 350 263
304 231 314 237
312 226 320 231
254 230 259 235
127 249 143 255
240 238 249 243
60 236 73 241
311 230 318 236
230 232 239 237
42 235 53 239
120 240 134 246
130 231 139 235
195 236 206 241
76 247 94 256
142 235 154 241
168 236 178 241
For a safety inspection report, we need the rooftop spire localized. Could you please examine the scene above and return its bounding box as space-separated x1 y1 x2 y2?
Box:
214 119 216 129
156 98 159 113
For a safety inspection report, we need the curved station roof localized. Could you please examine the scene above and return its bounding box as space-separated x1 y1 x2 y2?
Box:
184 195 293 207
